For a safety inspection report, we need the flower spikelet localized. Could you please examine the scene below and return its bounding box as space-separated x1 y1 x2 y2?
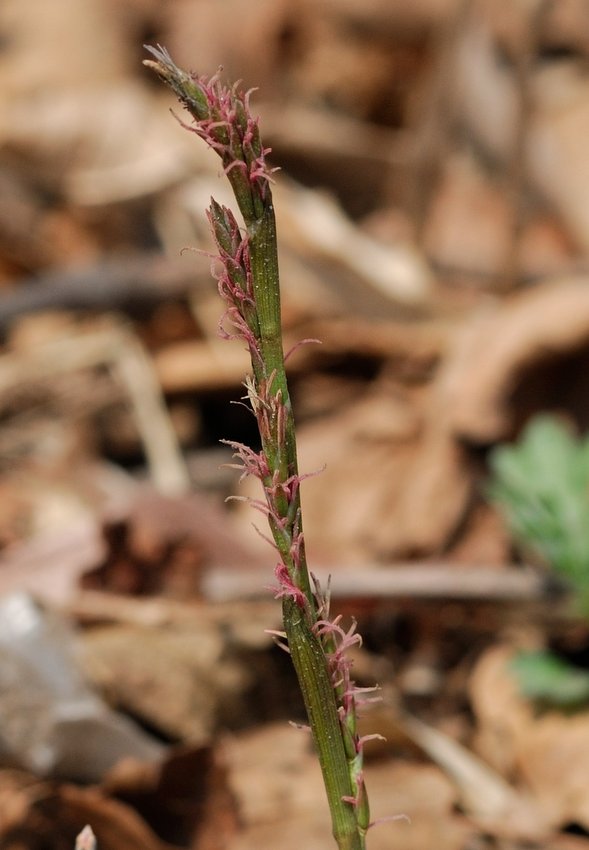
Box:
313 596 382 825
143 45 277 224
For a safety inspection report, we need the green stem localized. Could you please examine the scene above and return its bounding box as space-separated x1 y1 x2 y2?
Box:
284 597 365 850
246 202 314 603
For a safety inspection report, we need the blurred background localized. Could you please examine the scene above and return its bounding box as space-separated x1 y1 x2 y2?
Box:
2 1 589 849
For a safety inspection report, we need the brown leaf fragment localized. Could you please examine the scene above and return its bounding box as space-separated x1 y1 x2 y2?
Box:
443 278 589 443
0 780 167 850
81 620 250 744
469 643 589 834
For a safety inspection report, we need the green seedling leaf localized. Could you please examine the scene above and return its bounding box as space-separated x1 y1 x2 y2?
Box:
510 649 589 709
488 415 589 618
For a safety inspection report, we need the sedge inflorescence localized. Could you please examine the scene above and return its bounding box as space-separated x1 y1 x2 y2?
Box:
144 45 276 221
313 585 384 828
144 47 379 849
204 99 377 827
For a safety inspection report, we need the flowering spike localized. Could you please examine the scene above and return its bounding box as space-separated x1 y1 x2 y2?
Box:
145 48 381 850
273 562 308 609
143 45 273 224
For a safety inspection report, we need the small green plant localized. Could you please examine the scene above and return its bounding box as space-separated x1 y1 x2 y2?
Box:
509 648 589 709
143 47 382 850
488 414 589 707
